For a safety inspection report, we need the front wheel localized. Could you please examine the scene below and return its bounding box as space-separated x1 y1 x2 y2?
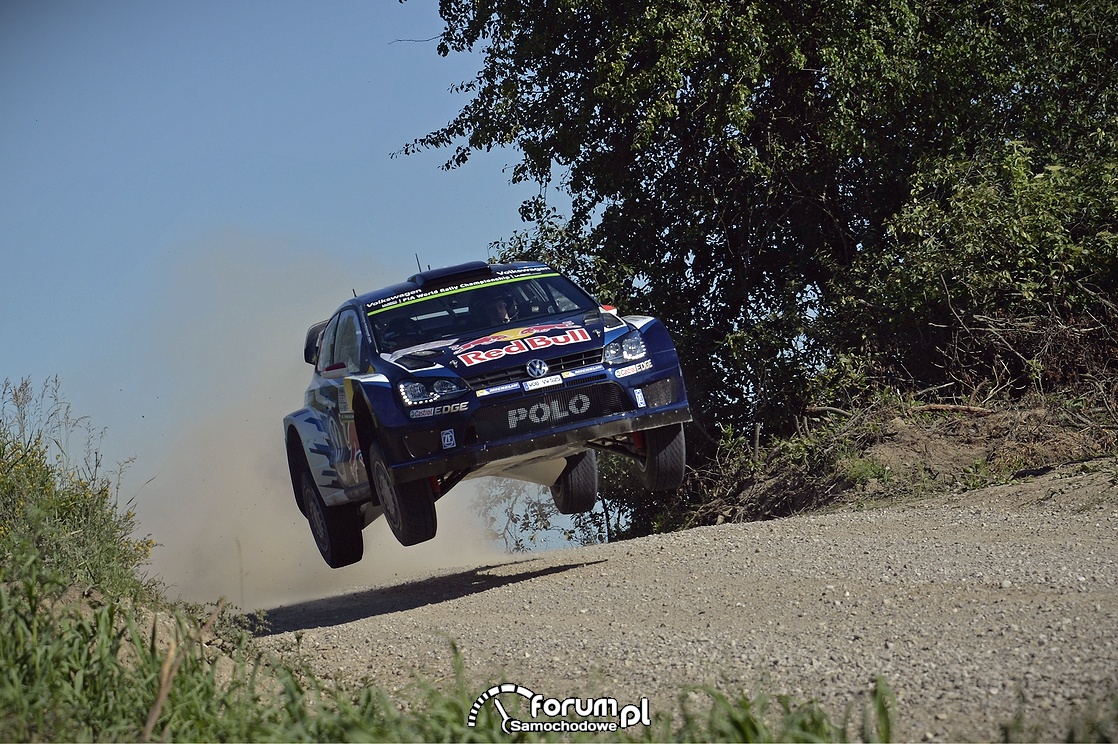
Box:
550 450 598 514
367 442 437 546
302 470 363 568
637 423 686 491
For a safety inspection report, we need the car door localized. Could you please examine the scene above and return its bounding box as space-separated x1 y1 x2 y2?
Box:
310 309 367 490
332 308 368 488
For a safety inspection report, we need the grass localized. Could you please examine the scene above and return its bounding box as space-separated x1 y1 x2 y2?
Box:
0 378 155 601
2 376 1116 742
1 553 879 742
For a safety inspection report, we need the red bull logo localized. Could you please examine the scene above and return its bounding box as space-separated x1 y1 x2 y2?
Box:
456 328 592 367
453 322 578 353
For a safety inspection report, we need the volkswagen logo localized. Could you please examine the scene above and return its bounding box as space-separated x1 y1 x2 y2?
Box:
525 359 550 378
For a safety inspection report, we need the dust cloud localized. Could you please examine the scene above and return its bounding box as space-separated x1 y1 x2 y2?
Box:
132 232 504 610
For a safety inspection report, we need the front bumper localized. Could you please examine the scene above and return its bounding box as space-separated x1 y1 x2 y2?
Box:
389 399 692 483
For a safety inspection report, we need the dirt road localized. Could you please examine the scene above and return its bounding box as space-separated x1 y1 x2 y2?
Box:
257 460 1118 741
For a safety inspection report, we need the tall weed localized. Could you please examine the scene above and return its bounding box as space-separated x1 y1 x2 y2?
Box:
1 377 154 598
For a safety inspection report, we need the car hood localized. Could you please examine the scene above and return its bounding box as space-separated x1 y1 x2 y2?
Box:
385 311 612 377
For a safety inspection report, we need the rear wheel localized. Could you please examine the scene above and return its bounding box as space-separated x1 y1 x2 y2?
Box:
287 435 309 516
550 450 598 514
302 470 363 568
637 423 686 491
367 442 437 546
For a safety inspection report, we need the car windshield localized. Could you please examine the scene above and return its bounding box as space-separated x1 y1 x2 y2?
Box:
368 273 599 354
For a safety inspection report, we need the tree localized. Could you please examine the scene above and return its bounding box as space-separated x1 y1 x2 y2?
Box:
406 0 1118 534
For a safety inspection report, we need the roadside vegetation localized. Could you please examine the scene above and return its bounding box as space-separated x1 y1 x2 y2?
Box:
2 377 907 742
3 381 1116 741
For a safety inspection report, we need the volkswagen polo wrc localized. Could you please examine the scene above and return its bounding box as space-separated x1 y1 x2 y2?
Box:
284 261 691 567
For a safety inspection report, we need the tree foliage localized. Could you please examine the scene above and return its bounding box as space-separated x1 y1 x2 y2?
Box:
841 137 1118 395
408 0 1118 540
411 0 1118 437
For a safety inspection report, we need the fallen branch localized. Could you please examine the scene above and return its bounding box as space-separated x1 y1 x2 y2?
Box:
909 404 994 417
914 381 957 397
804 406 852 418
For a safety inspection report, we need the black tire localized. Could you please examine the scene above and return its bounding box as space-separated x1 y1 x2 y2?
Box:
287 434 308 516
550 450 599 514
301 470 363 568
367 442 437 546
638 423 686 491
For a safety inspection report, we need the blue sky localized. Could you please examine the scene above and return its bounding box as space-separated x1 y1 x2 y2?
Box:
0 1 544 606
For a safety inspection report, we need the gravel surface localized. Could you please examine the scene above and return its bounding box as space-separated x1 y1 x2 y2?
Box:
257 461 1118 741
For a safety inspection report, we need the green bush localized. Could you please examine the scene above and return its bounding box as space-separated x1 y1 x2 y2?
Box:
835 137 1118 396
0 378 155 599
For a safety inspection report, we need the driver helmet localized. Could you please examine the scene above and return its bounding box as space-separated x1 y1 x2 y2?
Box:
475 289 516 325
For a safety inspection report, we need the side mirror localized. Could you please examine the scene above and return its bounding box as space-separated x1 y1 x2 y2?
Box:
304 320 329 365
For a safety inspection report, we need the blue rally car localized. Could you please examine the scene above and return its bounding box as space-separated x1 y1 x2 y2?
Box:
284 261 691 567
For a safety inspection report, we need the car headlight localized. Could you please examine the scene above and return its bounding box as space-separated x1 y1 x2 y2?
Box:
604 331 647 365
397 378 468 406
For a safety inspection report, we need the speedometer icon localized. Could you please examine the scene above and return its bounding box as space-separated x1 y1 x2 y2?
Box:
466 683 536 733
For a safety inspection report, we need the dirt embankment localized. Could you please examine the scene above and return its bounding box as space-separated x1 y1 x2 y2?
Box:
256 457 1117 742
